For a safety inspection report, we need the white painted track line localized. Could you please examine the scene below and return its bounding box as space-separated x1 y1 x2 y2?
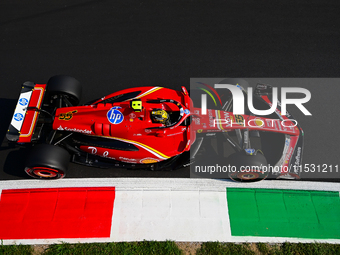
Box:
1 178 340 191
110 189 231 242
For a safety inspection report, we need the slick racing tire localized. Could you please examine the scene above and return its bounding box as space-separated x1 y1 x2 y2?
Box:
228 150 269 182
25 144 70 179
47 75 82 106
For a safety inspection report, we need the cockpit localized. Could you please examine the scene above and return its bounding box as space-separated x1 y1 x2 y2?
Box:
129 98 191 127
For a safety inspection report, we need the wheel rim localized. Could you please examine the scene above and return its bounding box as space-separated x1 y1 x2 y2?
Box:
229 169 268 182
26 167 64 179
237 172 260 180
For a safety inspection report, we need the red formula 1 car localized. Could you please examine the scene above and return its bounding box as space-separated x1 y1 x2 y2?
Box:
7 76 304 181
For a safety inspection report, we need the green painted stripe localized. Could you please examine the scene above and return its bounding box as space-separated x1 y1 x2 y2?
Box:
227 188 340 239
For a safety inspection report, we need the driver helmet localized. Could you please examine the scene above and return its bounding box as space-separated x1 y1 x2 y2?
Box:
151 109 169 124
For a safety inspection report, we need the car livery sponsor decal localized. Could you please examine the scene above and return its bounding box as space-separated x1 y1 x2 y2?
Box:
208 109 215 128
88 146 98 154
256 84 268 90
58 126 92 134
294 147 302 166
119 157 137 163
14 113 24 121
107 106 123 124
193 117 200 125
86 147 116 159
184 109 190 114
285 138 290 147
19 98 28 106
65 127 92 134
245 148 255 155
59 110 77 121
284 147 294 164
167 131 183 137
10 90 33 131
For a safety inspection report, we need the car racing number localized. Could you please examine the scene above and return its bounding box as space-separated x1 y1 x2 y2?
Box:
59 110 78 121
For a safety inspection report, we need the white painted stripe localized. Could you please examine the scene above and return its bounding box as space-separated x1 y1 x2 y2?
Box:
110 189 231 242
0 178 339 192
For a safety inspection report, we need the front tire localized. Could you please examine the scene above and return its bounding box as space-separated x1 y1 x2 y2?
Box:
25 144 70 179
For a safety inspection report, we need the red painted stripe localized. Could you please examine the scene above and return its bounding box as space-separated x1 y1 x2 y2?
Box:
0 187 115 239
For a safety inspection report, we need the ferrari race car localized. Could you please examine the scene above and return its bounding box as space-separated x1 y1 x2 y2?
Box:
7 76 304 181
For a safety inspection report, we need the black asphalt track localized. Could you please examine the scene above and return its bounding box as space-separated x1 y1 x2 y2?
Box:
1 0 340 181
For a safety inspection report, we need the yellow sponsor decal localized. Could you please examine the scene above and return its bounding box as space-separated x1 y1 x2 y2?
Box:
254 118 264 127
140 158 159 164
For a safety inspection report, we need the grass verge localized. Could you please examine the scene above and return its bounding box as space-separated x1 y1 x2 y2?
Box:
1 241 340 255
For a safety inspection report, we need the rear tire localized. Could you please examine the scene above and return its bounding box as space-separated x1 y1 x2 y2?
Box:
47 75 82 106
25 144 70 179
228 150 269 182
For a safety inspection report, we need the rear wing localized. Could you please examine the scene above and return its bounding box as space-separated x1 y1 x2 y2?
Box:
7 82 46 143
